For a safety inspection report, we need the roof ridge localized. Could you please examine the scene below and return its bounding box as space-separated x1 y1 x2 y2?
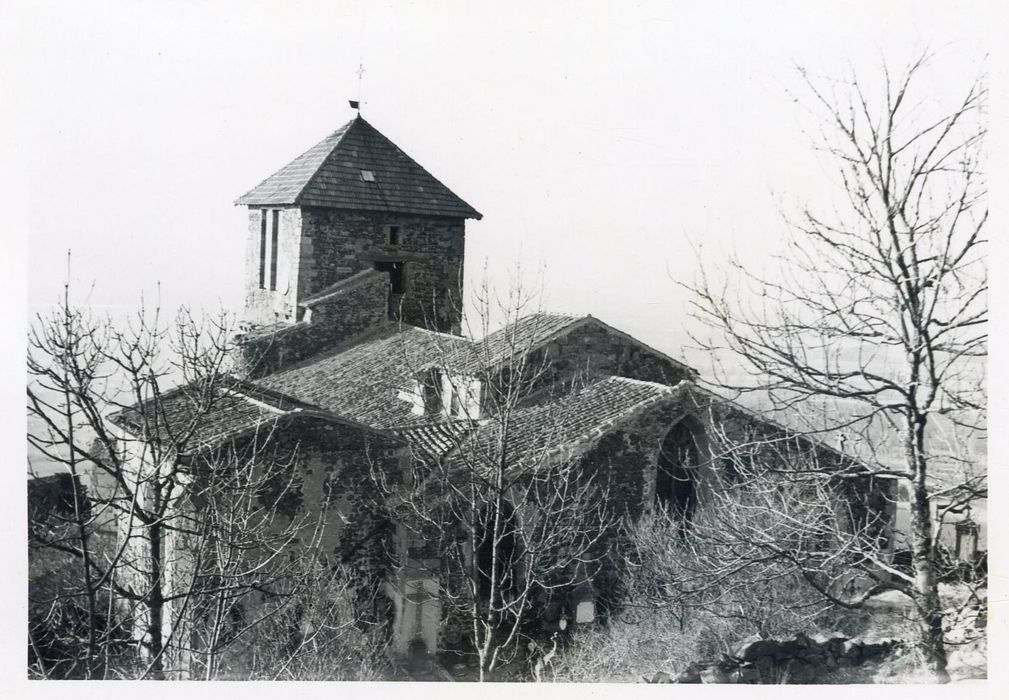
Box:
446 376 688 474
239 115 481 217
253 321 468 382
400 322 471 342
606 375 681 391
354 117 482 220
544 379 687 459
235 118 355 206
474 312 582 344
389 418 472 434
575 315 698 378
106 374 240 428
255 322 404 377
462 313 589 373
300 267 384 306
293 116 359 206
222 374 326 412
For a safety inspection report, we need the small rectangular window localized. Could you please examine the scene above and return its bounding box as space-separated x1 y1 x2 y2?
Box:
269 210 279 291
387 225 401 246
258 210 267 289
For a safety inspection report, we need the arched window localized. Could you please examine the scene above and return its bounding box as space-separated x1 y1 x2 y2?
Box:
656 421 702 529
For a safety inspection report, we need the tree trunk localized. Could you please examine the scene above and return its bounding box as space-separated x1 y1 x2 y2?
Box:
906 421 949 683
146 521 166 679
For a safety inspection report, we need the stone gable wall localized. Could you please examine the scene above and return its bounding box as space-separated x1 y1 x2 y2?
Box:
578 400 694 524
238 269 389 378
569 393 895 616
550 322 692 386
503 322 693 408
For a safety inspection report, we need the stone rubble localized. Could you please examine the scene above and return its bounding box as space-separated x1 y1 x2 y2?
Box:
645 632 904 684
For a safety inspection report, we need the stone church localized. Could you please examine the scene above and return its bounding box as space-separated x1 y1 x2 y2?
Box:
110 113 881 667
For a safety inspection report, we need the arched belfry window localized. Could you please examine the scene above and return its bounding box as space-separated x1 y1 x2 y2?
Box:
656 420 703 528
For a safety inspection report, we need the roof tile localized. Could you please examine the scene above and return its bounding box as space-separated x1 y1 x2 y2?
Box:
108 377 389 452
236 116 481 219
447 376 683 473
256 325 472 429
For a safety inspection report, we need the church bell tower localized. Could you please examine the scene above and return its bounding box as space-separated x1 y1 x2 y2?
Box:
235 113 482 339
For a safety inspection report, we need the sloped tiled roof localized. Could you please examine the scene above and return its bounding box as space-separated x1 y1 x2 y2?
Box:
449 313 583 372
392 420 473 461
253 312 695 432
300 268 386 307
256 325 473 430
235 116 481 219
108 377 391 452
254 315 590 430
447 376 685 474
450 313 695 378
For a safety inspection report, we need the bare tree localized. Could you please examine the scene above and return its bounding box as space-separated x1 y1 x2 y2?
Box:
27 277 379 679
381 279 617 681
210 557 389 681
687 54 986 681
167 433 350 680
634 420 891 609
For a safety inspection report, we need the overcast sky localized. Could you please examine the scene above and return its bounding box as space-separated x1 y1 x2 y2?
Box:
9 1 994 373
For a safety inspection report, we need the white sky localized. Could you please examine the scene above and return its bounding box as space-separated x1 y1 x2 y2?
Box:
9 1 993 370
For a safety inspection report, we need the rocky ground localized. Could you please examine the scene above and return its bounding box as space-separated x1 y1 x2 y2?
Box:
640 582 987 685
392 583 987 683
830 583 987 683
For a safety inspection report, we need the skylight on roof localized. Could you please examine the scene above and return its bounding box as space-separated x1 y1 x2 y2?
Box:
360 170 376 182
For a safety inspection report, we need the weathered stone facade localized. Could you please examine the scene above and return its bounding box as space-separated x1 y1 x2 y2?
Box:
578 401 700 524
298 208 465 333
517 320 693 402
238 269 390 379
241 206 465 341
540 321 694 389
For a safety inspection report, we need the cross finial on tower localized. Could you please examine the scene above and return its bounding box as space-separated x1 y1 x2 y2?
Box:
349 62 366 113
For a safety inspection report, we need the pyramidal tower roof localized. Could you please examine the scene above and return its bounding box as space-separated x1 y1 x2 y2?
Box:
236 115 482 219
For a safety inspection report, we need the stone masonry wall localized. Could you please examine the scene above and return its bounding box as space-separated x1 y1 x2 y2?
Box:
507 321 694 407
701 396 897 554
197 417 407 673
577 400 696 524
573 400 711 614
300 208 466 333
238 269 389 378
263 417 404 578
569 390 895 615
